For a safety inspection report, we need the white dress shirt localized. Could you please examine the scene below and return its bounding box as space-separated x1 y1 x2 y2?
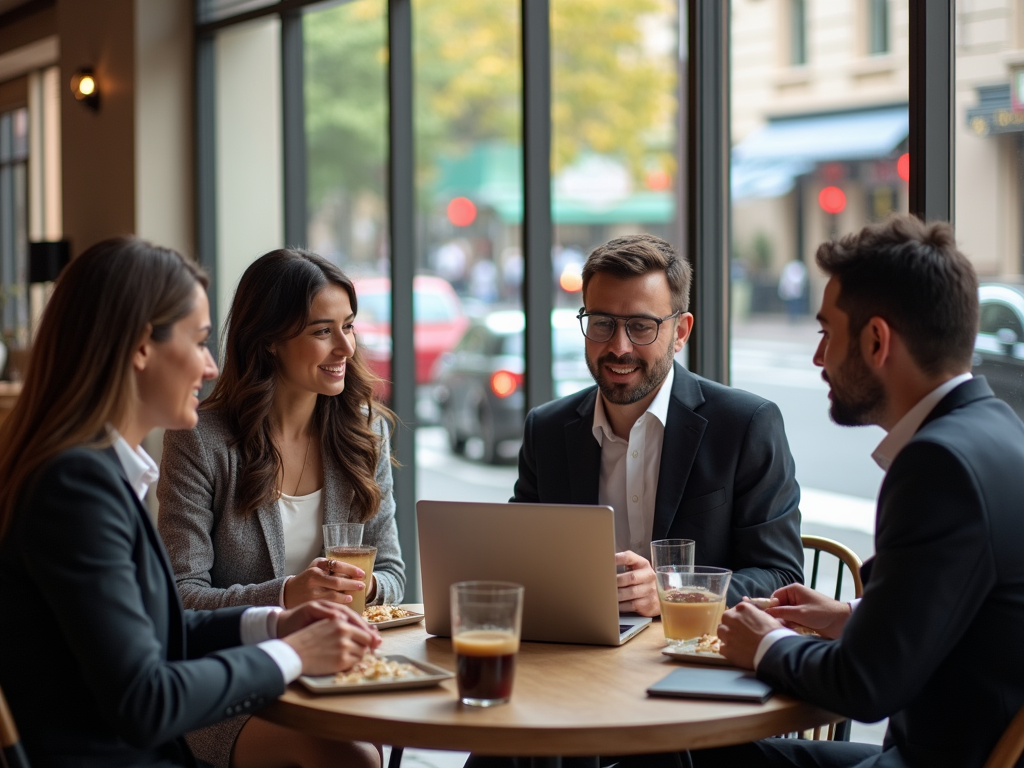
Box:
752 373 973 669
592 365 675 558
108 429 302 684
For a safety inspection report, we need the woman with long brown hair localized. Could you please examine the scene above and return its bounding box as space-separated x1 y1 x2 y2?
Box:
157 248 404 767
0 237 382 768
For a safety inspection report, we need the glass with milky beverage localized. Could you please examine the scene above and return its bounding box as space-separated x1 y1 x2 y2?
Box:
323 523 377 615
655 566 732 644
450 581 524 707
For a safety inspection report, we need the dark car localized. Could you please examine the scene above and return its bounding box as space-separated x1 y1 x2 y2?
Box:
433 309 593 463
973 283 1024 418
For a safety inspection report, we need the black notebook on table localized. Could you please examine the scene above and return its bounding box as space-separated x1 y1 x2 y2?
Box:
647 667 774 703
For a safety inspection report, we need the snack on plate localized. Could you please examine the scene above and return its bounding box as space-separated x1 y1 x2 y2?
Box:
693 634 723 654
333 654 425 684
363 605 414 622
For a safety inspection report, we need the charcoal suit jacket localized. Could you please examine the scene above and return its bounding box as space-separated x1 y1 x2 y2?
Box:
512 362 804 602
757 377 1024 768
0 446 284 768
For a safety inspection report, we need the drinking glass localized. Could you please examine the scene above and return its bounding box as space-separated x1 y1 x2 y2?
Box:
322 523 377 614
655 566 732 644
650 538 695 570
450 581 524 707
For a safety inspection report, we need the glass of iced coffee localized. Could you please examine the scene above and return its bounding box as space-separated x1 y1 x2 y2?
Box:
655 566 732 645
450 581 524 707
322 523 377 614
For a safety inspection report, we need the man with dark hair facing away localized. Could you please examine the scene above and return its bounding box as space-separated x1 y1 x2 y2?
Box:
681 214 1024 768
513 233 804 609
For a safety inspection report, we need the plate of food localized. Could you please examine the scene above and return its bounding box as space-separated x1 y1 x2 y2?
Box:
661 634 736 667
298 654 453 694
362 605 425 629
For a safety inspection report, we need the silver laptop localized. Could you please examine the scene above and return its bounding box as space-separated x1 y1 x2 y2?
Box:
417 500 652 646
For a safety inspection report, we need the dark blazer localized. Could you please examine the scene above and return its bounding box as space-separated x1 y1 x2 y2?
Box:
513 362 804 602
757 378 1024 768
0 446 285 768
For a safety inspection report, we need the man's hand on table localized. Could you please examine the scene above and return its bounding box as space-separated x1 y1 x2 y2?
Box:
615 550 660 617
765 584 851 640
718 602 783 670
277 600 382 676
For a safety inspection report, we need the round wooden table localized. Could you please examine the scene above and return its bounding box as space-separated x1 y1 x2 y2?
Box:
257 609 839 757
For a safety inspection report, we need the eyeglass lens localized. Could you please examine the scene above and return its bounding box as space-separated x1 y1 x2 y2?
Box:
583 315 660 345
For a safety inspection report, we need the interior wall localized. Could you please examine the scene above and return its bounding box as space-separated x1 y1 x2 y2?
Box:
135 0 193 259
58 0 136 256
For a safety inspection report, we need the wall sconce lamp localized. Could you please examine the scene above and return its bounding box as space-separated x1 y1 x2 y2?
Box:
70 68 99 111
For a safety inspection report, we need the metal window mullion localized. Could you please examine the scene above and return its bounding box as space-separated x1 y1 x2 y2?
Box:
281 10 308 249
522 0 554 411
195 32 219 360
686 0 730 385
908 0 954 223
387 0 418 600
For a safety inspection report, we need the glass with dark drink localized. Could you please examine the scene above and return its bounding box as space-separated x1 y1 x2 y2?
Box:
450 581 524 706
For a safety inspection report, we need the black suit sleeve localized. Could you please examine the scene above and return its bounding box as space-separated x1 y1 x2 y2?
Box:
512 407 540 503
756 440 994 722
15 452 284 750
184 606 247 658
726 401 804 602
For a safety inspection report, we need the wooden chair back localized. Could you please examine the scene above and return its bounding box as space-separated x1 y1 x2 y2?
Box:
797 535 864 742
0 682 29 768
984 703 1024 768
803 534 863 599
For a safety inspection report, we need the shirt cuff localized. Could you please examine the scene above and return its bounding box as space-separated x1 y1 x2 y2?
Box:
849 597 861 612
257 639 303 684
753 627 798 669
278 576 292 608
240 606 282 645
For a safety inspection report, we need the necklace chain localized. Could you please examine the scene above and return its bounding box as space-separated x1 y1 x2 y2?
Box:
292 431 313 496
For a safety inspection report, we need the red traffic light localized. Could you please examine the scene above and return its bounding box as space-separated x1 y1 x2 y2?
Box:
818 186 847 215
447 197 477 227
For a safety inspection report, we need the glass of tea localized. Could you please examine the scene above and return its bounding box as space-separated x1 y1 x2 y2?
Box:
650 539 695 570
322 523 377 615
450 581 524 707
655 566 732 645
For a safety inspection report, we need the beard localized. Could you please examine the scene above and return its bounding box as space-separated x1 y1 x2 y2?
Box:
585 341 676 406
826 341 887 427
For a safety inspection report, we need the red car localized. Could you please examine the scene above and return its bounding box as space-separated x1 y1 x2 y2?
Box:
352 275 469 400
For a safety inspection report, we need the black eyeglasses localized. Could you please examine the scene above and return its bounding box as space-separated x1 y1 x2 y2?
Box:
576 309 680 346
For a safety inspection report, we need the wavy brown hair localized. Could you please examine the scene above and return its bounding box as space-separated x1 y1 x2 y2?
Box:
0 237 206 540
202 248 396 521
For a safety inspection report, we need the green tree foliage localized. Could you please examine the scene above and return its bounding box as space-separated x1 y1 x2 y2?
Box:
304 0 677 213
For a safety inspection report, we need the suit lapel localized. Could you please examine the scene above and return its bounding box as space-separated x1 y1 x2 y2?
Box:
101 447 185 652
566 389 601 505
256 500 287 578
652 365 708 541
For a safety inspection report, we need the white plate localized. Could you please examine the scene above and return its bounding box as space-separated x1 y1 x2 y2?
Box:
661 645 737 667
297 654 453 694
364 611 425 630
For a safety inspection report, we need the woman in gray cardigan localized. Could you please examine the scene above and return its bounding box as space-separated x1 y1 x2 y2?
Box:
158 248 404 768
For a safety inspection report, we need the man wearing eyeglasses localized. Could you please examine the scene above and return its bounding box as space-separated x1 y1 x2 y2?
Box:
512 234 804 612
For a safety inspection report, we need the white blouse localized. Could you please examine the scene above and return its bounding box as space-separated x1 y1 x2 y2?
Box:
278 489 325 576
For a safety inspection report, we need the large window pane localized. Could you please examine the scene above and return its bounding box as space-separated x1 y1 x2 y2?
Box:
550 0 680 312
956 2 1024 421
730 0 909 741
416 0 522 468
303 0 392 402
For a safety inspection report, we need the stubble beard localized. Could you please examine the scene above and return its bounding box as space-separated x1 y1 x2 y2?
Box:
827 341 887 427
586 341 676 406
